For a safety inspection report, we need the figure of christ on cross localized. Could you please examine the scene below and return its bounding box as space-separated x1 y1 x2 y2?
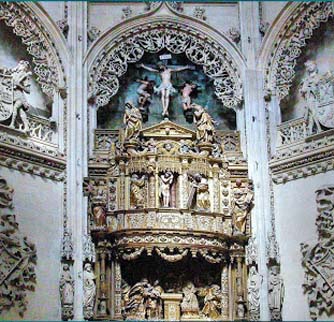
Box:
139 62 192 117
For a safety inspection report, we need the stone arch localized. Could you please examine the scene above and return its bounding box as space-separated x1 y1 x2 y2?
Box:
0 2 69 99
86 7 245 111
259 2 334 101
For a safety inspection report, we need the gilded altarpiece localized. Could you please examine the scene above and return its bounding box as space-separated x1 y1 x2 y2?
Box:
84 29 253 318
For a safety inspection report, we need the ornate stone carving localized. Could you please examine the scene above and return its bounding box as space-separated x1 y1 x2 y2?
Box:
61 227 73 260
246 236 258 266
89 23 243 110
181 282 200 319
0 176 37 317
56 19 69 39
268 265 284 321
193 103 216 144
122 6 132 20
83 234 96 263
300 185 334 320
265 2 333 100
88 26 101 43
232 179 253 235
199 284 221 319
83 263 96 320
259 22 269 36
159 171 174 208
300 60 334 133
193 7 206 21
60 263 74 320
227 27 241 44
123 102 143 142
0 2 62 98
247 266 261 321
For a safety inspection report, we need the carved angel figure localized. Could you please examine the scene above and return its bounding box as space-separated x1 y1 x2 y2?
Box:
181 282 200 318
123 102 142 141
199 284 222 319
83 263 96 319
192 103 216 144
60 264 74 307
232 179 253 234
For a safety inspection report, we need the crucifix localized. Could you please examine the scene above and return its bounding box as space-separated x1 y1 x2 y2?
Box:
138 54 195 118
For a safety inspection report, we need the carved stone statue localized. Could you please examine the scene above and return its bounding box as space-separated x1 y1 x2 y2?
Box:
130 174 146 208
60 264 74 320
181 282 200 318
92 205 106 227
192 103 216 144
268 265 284 320
159 171 174 207
83 263 96 319
140 62 190 117
232 179 253 234
247 266 261 320
188 173 210 210
0 61 32 132
200 285 222 319
124 278 163 320
123 102 142 142
136 77 155 110
181 82 197 111
300 60 322 134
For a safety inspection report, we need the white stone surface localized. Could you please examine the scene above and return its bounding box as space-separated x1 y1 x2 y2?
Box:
274 171 334 320
0 167 63 320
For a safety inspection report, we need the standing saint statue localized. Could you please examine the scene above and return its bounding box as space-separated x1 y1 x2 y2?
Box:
232 179 253 234
123 101 142 142
159 171 174 207
139 62 191 117
192 103 216 144
268 266 284 320
59 264 74 319
83 263 96 319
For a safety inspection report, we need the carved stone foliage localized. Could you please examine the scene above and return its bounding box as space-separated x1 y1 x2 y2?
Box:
265 2 333 100
301 185 334 320
89 23 243 110
0 2 62 98
0 176 37 317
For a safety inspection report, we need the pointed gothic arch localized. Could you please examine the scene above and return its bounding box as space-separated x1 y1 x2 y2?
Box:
85 6 245 111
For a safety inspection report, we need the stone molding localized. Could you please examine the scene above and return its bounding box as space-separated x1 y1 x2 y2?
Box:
270 130 334 184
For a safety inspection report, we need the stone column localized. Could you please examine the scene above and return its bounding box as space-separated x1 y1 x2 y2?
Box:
239 2 271 320
67 2 88 320
111 259 122 320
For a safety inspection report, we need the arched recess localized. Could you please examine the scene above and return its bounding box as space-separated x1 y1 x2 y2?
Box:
85 4 246 151
259 2 333 102
0 2 70 149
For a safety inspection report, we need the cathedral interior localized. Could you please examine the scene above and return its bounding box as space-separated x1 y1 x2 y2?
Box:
0 1 334 321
